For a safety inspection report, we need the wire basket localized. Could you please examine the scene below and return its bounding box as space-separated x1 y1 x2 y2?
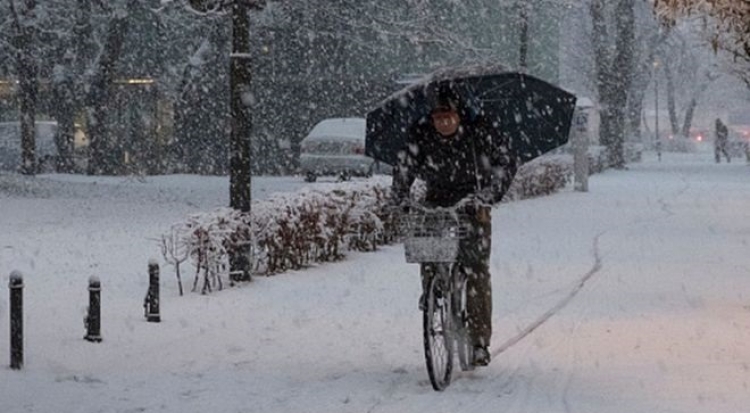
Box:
402 209 470 263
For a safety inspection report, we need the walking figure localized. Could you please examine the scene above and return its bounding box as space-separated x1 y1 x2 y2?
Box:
715 118 730 163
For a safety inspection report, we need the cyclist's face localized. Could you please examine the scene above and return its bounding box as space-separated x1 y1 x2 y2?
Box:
431 109 460 137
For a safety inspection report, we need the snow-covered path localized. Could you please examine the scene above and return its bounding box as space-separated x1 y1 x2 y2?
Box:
2 151 750 412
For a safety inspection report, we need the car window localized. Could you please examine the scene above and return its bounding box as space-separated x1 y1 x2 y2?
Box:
307 118 366 139
302 138 354 155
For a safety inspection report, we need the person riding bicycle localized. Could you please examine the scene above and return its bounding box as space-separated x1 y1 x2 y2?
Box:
391 84 518 366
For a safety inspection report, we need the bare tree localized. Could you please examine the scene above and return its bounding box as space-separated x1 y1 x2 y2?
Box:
654 0 750 86
659 28 720 138
624 2 671 144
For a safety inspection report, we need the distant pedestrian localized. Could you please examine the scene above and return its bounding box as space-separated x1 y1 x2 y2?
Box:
715 118 730 163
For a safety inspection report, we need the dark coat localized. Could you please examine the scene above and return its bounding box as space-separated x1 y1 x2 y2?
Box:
716 119 729 145
392 114 517 207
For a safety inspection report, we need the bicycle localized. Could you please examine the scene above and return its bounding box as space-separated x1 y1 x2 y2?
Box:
402 206 475 391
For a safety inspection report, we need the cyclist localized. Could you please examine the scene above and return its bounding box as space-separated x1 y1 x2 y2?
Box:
391 84 518 367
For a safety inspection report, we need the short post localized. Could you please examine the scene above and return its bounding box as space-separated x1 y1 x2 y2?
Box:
144 259 161 322
9 271 23 370
573 109 590 192
84 276 102 342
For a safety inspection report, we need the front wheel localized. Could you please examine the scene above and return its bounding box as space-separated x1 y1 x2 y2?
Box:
423 274 453 391
452 267 475 372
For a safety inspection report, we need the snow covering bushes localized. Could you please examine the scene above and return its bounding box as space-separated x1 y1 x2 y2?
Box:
249 183 394 274
160 156 573 293
507 155 572 200
160 180 397 292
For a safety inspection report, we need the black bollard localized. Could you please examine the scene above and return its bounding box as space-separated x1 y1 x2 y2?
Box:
144 260 161 322
84 276 102 342
9 271 23 370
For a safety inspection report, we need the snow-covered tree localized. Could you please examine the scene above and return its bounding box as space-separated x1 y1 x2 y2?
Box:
590 0 637 168
654 0 750 86
250 0 571 173
658 24 721 138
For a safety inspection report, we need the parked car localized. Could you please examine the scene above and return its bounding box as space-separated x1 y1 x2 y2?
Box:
0 121 58 172
0 121 87 173
300 117 390 182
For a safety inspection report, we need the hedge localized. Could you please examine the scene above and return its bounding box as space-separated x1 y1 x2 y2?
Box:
160 155 573 293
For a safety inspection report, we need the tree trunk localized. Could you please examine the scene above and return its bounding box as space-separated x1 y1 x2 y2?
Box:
53 76 76 173
17 50 37 176
86 7 131 175
680 98 698 138
664 61 680 136
679 75 714 138
627 36 667 143
590 0 635 169
11 0 38 175
627 85 645 142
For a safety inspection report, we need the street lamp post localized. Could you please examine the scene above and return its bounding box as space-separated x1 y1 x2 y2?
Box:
189 0 265 282
229 0 252 214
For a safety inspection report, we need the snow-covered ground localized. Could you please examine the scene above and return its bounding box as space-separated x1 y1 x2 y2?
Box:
2 151 750 413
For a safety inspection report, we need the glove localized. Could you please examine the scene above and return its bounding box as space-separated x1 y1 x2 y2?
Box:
401 203 411 215
475 189 494 205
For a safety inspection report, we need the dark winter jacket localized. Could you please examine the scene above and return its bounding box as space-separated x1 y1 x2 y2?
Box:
392 114 517 208
716 119 729 145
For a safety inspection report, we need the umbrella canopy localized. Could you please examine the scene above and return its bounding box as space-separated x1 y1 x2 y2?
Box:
365 64 578 167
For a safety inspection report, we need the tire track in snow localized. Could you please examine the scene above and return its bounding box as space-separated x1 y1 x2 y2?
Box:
490 232 604 358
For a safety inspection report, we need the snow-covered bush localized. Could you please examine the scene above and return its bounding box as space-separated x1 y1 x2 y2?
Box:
250 182 395 274
507 155 573 200
166 208 251 294
160 179 396 290
161 155 574 293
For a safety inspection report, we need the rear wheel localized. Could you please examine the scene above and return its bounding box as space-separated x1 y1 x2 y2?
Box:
423 271 453 391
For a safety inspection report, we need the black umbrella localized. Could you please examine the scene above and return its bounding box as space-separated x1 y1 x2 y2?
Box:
365 64 578 166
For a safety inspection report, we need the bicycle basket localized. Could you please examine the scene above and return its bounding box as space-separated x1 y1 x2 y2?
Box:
402 209 469 263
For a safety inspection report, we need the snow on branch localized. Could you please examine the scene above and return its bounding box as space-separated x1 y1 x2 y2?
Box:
654 0 750 56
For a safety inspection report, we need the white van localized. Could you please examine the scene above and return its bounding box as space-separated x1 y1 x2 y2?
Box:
300 117 389 182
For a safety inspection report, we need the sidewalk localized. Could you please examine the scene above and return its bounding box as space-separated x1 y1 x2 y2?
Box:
2 151 750 413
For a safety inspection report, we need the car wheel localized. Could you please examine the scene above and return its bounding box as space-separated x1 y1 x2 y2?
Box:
338 171 351 182
304 172 317 182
